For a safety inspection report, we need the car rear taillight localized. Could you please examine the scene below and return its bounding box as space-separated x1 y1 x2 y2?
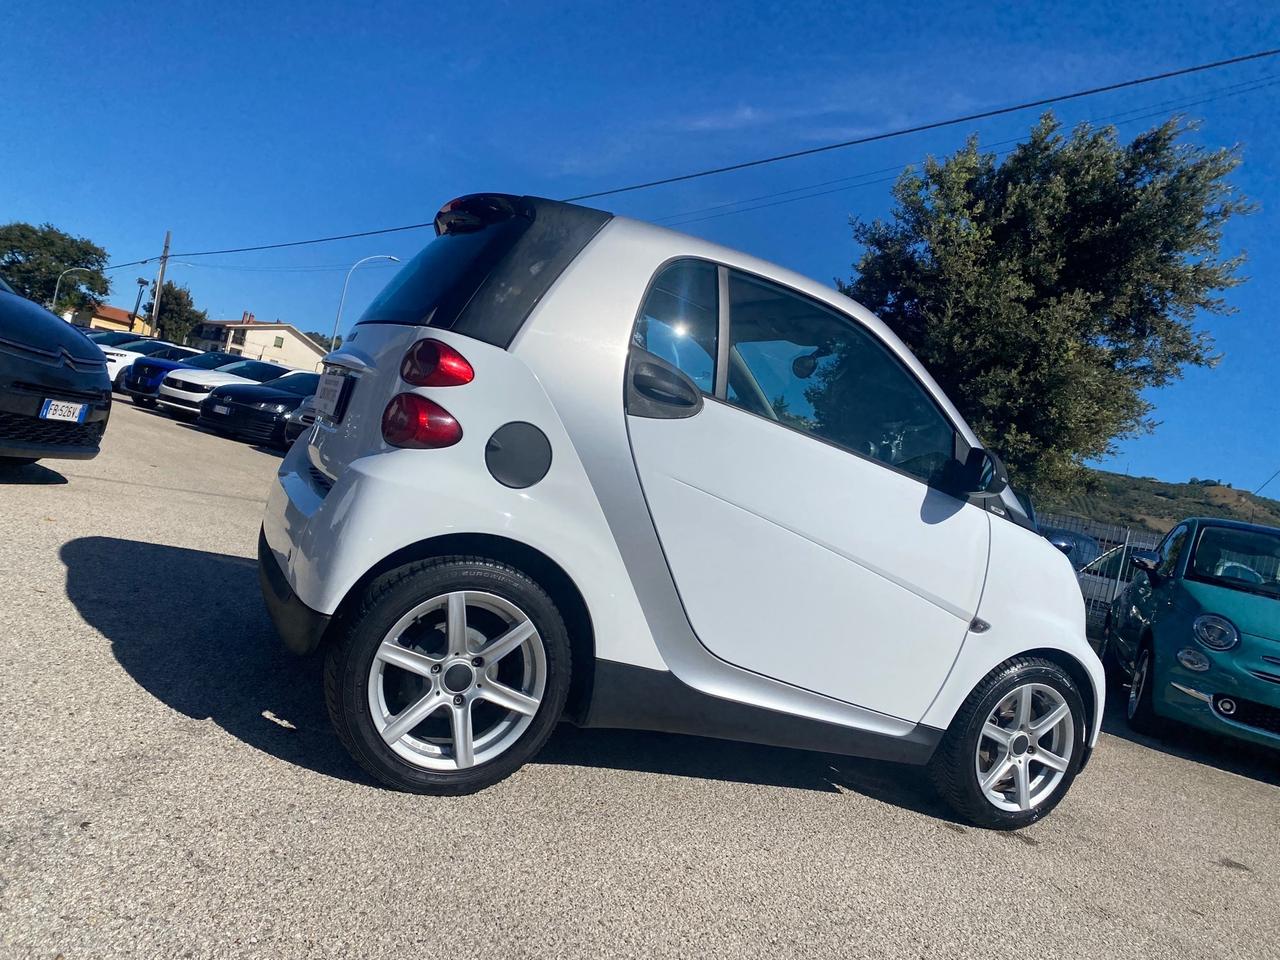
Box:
381 393 462 449
400 339 474 387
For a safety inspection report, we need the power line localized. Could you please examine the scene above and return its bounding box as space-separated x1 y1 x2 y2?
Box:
99 48 1279 269
653 72 1280 225
659 75 1280 228
562 47 1280 202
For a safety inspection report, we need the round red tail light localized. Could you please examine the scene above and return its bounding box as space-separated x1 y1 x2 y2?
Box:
400 339 474 387
381 393 462 449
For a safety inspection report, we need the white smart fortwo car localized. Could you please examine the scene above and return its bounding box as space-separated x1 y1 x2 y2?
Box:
259 194 1103 828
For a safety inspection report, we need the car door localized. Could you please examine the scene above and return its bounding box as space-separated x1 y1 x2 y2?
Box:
1116 524 1188 663
625 260 991 721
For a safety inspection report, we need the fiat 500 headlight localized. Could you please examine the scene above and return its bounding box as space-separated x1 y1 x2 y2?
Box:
1192 614 1239 651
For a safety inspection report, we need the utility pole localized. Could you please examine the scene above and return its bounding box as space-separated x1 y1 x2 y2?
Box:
149 230 171 338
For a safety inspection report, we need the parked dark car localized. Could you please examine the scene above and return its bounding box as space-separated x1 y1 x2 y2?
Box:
84 329 154 347
0 277 112 465
123 350 241 406
199 372 320 448
1040 526 1103 570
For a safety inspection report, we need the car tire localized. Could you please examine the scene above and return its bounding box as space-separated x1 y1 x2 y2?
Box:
325 555 572 794
928 656 1087 830
133 396 157 408
1126 642 1160 736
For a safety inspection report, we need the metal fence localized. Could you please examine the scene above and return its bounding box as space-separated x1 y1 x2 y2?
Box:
1039 512 1162 639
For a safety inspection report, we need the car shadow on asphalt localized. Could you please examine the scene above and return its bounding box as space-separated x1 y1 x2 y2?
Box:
1098 690 1279 786
60 535 970 815
536 726 964 819
60 536 370 785
0 461 69 484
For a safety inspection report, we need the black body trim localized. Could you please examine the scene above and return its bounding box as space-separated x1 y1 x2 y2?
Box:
258 527 331 655
582 660 943 765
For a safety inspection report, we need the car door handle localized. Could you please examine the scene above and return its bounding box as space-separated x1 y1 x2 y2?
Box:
626 351 704 419
634 365 698 406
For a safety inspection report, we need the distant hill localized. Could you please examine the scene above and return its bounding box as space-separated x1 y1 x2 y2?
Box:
1041 470 1280 536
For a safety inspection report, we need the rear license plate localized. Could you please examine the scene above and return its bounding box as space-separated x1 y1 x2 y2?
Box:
212 404 231 415
40 399 88 423
315 370 352 421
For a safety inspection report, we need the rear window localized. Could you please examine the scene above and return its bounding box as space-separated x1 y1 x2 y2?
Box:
356 195 611 347
264 373 320 395
220 360 289 382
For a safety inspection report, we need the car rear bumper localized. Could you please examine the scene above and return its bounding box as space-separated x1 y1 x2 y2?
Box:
258 526 332 655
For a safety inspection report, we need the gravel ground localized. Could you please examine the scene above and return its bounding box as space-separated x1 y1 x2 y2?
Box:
2 401 1277 959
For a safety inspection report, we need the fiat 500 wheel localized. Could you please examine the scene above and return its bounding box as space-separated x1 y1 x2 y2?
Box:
1126 643 1160 736
929 657 1088 829
325 556 571 794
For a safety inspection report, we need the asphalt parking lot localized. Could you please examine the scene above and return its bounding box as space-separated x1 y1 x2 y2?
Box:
2 401 1278 959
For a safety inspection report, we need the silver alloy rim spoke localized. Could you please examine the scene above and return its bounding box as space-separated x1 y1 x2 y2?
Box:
481 618 537 664
974 681 1075 814
1031 702 1070 738
376 640 439 677
1015 686 1033 728
367 590 547 772
446 592 469 655
381 690 446 745
1014 760 1032 811
451 703 475 768
982 721 1012 746
480 681 540 716
980 755 1014 792
1036 749 1069 772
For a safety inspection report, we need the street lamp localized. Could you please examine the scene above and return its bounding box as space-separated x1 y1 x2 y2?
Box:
129 278 149 332
50 267 93 317
330 255 399 349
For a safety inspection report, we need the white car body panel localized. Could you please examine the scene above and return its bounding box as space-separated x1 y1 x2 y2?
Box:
264 324 666 671
157 365 294 410
628 403 990 720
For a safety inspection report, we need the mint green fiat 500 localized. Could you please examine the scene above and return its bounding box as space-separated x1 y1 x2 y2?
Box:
1104 518 1280 749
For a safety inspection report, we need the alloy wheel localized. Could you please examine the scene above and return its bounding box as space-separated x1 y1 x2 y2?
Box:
367 591 546 771
974 683 1075 812
1128 649 1150 721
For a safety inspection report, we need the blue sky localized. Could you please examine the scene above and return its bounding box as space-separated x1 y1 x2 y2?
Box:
3 1 1278 490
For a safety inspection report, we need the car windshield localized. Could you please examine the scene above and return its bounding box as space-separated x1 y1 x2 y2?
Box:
1187 526 1280 598
119 340 177 356
184 351 240 370
262 373 320 395
219 360 289 382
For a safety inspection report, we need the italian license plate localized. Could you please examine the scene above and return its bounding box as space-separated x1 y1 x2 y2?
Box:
314 370 350 421
212 404 231 415
40 399 87 423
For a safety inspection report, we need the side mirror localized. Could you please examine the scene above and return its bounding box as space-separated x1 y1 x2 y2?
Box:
943 446 1009 498
1048 537 1074 558
1131 550 1160 574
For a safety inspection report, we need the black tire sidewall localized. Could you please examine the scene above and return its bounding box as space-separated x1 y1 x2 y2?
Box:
328 559 571 793
1127 644 1159 734
943 660 1088 829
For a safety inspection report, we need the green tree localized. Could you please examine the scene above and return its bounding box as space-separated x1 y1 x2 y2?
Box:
842 114 1249 496
145 281 207 345
0 222 110 312
304 331 342 351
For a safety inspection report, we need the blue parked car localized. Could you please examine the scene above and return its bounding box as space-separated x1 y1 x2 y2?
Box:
122 350 242 407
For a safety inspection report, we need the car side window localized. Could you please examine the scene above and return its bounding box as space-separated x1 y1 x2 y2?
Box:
1158 525 1189 577
632 259 718 393
724 270 957 485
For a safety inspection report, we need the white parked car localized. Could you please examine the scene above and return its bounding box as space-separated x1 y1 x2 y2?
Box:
259 193 1103 829
100 339 201 389
156 359 292 415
